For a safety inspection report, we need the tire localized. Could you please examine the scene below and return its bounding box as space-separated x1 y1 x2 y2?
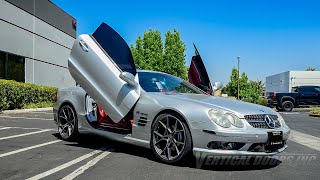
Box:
57 104 78 141
281 101 294 112
275 105 283 112
150 112 192 164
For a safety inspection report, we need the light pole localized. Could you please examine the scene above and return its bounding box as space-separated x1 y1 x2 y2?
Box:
237 56 240 100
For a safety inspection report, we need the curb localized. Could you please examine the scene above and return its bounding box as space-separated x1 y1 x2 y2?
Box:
309 114 320 118
1 107 53 114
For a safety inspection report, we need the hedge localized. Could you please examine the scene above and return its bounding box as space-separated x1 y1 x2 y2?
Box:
311 108 320 115
0 79 58 111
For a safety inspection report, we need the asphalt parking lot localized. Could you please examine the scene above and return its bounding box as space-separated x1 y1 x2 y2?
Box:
0 110 319 180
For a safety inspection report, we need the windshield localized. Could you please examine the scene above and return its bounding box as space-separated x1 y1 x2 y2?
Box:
138 71 203 94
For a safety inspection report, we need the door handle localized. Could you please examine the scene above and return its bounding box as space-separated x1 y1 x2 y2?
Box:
79 40 89 52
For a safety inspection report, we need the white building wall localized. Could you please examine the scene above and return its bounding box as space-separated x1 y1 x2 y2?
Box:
290 71 320 89
0 0 75 88
266 71 320 93
265 71 290 93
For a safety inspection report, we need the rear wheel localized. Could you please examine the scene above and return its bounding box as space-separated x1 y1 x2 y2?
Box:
281 101 294 112
150 113 192 164
58 104 78 140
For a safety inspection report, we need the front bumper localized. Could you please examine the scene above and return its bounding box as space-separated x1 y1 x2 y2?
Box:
193 144 287 158
191 124 290 157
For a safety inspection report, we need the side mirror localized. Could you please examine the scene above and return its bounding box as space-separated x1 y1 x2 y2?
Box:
212 82 223 91
119 72 137 87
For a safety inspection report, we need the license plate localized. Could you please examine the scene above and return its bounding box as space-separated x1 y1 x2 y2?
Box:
268 131 283 145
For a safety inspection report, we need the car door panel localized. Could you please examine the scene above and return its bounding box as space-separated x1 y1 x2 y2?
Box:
298 86 320 105
68 26 140 123
188 44 212 94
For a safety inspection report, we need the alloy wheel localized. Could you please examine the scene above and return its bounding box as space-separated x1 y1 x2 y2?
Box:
58 105 76 139
152 115 186 161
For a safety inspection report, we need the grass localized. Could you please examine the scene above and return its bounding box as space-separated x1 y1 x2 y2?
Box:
22 101 54 109
310 108 320 115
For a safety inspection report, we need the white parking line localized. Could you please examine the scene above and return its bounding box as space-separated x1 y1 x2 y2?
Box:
0 129 52 141
0 127 12 130
290 130 320 152
62 149 113 180
26 146 110 180
28 112 53 115
280 112 300 115
0 116 52 121
0 140 62 158
3 126 55 130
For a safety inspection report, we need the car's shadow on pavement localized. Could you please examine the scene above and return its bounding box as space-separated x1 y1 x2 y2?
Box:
52 133 281 171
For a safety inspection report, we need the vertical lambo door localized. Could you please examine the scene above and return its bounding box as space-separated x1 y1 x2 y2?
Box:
68 22 140 123
188 44 213 94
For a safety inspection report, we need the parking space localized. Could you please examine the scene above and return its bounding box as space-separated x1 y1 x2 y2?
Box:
0 110 319 179
280 111 320 138
0 117 114 179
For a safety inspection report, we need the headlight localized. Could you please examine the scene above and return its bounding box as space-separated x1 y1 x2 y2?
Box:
208 109 244 128
275 112 286 126
228 114 244 128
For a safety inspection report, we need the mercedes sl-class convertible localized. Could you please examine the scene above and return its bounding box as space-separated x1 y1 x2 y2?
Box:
53 22 290 164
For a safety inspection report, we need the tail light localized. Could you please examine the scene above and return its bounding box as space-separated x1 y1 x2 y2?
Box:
271 93 277 99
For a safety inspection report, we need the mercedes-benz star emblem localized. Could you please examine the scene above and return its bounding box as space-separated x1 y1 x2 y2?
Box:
265 115 276 128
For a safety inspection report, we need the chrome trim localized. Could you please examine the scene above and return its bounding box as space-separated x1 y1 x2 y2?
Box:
244 114 281 129
193 144 287 156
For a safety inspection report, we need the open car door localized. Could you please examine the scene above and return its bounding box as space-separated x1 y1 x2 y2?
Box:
188 44 213 94
68 23 140 123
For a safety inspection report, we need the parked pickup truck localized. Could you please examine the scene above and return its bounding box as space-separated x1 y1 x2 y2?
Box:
267 86 320 112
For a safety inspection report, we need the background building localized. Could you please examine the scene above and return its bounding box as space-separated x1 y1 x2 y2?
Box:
0 0 76 88
265 71 320 93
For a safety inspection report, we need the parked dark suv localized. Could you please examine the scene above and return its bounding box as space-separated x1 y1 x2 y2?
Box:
267 86 320 112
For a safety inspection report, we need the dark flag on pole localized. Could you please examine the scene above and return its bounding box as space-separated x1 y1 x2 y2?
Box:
188 43 213 94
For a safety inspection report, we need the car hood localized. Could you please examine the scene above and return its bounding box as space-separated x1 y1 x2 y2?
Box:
150 93 276 116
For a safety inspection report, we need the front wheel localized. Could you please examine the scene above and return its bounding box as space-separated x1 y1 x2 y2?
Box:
150 113 192 164
57 104 78 141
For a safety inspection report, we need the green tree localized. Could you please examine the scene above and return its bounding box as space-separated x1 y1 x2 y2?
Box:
142 29 163 71
222 68 248 98
239 72 249 98
163 29 187 79
306 67 316 71
222 67 264 104
222 67 238 97
130 29 187 79
130 36 143 69
130 30 163 71
241 80 264 104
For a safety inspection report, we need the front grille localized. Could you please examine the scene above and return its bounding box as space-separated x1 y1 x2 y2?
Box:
244 114 278 120
244 114 281 129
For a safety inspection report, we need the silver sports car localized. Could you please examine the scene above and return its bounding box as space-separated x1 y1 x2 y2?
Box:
53 23 290 164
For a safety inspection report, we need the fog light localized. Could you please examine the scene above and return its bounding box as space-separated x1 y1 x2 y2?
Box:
207 141 245 150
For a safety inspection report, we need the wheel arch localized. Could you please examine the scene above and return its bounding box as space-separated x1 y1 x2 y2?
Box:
57 100 77 115
152 108 193 146
281 96 295 105
56 88 87 117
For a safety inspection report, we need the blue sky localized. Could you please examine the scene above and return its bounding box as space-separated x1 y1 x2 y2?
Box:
53 0 320 84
